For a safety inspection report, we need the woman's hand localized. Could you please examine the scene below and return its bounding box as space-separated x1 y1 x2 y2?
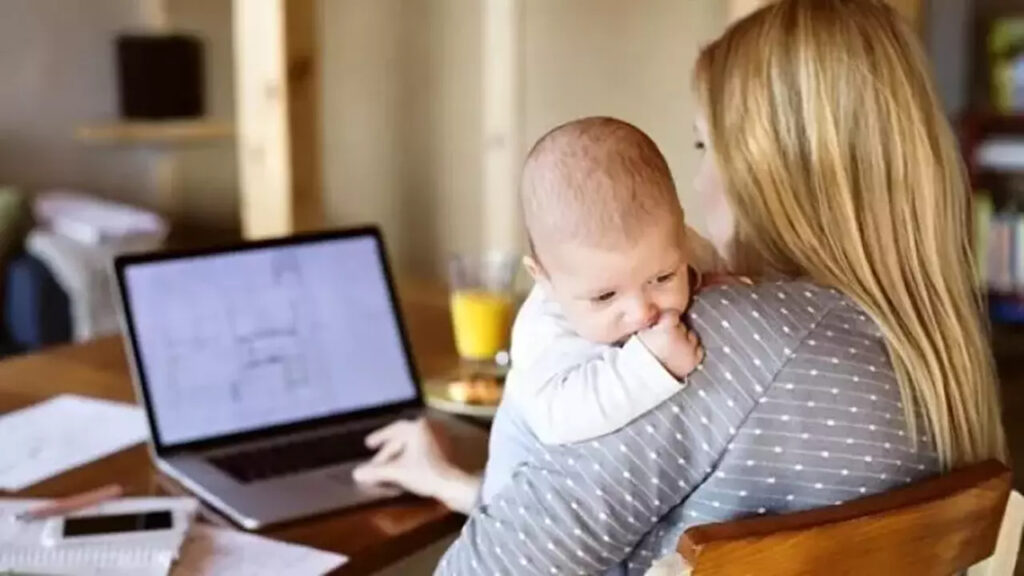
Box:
352 418 482 515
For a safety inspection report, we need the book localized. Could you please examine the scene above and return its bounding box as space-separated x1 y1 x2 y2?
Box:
976 192 993 285
989 17 1024 112
976 138 1024 172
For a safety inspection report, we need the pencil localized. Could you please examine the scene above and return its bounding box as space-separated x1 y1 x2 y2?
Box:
16 484 124 522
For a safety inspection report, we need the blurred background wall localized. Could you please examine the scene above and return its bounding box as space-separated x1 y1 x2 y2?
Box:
0 0 726 279
320 0 726 278
0 0 992 282
0 0 155 204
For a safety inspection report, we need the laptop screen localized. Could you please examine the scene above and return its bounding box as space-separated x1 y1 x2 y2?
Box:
120 233 419 447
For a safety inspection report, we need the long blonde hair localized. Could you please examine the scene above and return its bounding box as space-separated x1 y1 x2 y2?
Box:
696 0 1006 468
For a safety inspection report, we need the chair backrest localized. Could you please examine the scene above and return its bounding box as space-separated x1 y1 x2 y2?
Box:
679 460 1012 576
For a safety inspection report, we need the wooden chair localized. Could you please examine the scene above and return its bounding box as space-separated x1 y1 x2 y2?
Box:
675 460 1016 576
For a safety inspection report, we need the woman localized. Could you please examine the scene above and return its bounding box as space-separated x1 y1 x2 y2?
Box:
692 0 1005 468
358 0 1006 572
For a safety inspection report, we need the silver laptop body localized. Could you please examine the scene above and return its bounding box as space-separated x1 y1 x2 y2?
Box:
115 227 423 530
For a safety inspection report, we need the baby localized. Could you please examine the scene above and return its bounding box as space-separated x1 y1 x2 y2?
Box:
503 116 705 449
351 116 716 511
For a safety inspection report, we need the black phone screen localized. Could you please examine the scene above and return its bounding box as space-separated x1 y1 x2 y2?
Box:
62 511 173 538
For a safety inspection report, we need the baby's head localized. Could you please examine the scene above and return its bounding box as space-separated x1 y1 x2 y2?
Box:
522 117 691 345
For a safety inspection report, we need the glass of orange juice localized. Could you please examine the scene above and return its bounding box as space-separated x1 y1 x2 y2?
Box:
448 253 518 363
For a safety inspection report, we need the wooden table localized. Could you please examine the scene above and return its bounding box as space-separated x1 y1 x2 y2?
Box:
0 285 468 575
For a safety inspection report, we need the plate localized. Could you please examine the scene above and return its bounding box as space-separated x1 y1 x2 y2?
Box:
421 369 506 420
423 385 499 419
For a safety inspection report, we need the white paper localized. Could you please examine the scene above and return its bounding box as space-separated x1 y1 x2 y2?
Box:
0 395 149 490
171 524 347 576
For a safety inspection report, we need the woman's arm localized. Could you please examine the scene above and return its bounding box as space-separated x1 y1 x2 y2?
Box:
432 467 482 515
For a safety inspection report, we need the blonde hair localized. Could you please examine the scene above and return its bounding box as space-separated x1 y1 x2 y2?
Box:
521 117 683 261
696 0 1006 468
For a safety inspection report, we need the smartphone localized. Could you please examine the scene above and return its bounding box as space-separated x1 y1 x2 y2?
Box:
63 511 173 537
42 509 185 546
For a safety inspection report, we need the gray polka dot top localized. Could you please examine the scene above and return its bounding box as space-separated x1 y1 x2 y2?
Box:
436 281 940 575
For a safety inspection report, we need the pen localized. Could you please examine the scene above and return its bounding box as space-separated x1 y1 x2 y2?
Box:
15 484 124 522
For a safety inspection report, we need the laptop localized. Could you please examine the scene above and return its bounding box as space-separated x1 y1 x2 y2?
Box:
114 227 423 529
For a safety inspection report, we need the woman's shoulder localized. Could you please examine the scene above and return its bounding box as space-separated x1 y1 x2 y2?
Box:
689 279 902 416
689 280 850 349
694 279 845 315
688 280 893 387
655 282 939 549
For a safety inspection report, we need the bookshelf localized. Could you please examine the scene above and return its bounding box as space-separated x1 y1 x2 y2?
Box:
75 120 234 146
73 119 234 222
73 0 324 238
963 112 1024 184
962 110 1024 324
68 2 233 221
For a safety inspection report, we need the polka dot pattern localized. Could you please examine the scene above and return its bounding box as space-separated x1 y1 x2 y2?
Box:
438 281 940 575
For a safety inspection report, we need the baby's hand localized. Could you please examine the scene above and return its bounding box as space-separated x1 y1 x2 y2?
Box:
637 311 704 379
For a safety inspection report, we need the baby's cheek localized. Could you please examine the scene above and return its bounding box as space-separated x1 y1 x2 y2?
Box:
595 315 623 344
596 313 629 345
571 309 617 344
662 279 692 311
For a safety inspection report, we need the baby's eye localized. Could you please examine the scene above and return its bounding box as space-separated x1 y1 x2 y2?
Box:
694 140 706 151
654 272 676 284
592 291 616 304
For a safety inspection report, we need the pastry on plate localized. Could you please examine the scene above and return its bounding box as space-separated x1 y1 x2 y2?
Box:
447 376 504 405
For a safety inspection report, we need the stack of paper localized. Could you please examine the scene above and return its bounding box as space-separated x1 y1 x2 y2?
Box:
0 394 348 575
0 497 199 576
33 189 168 251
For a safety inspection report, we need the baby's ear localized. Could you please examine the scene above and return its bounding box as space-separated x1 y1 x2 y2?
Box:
522 255 546 284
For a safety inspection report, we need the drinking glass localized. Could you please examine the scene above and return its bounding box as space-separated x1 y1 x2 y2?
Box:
447 252 519 363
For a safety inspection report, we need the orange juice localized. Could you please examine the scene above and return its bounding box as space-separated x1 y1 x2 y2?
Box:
450 290 514 361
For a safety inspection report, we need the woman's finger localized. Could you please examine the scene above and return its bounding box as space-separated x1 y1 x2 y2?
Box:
351 463 377 485
365 419 414 448
354 461 431 498
352 462 402 487
369 437 405 465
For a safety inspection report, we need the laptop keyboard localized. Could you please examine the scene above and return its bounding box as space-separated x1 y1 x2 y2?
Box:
210 427 377 484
